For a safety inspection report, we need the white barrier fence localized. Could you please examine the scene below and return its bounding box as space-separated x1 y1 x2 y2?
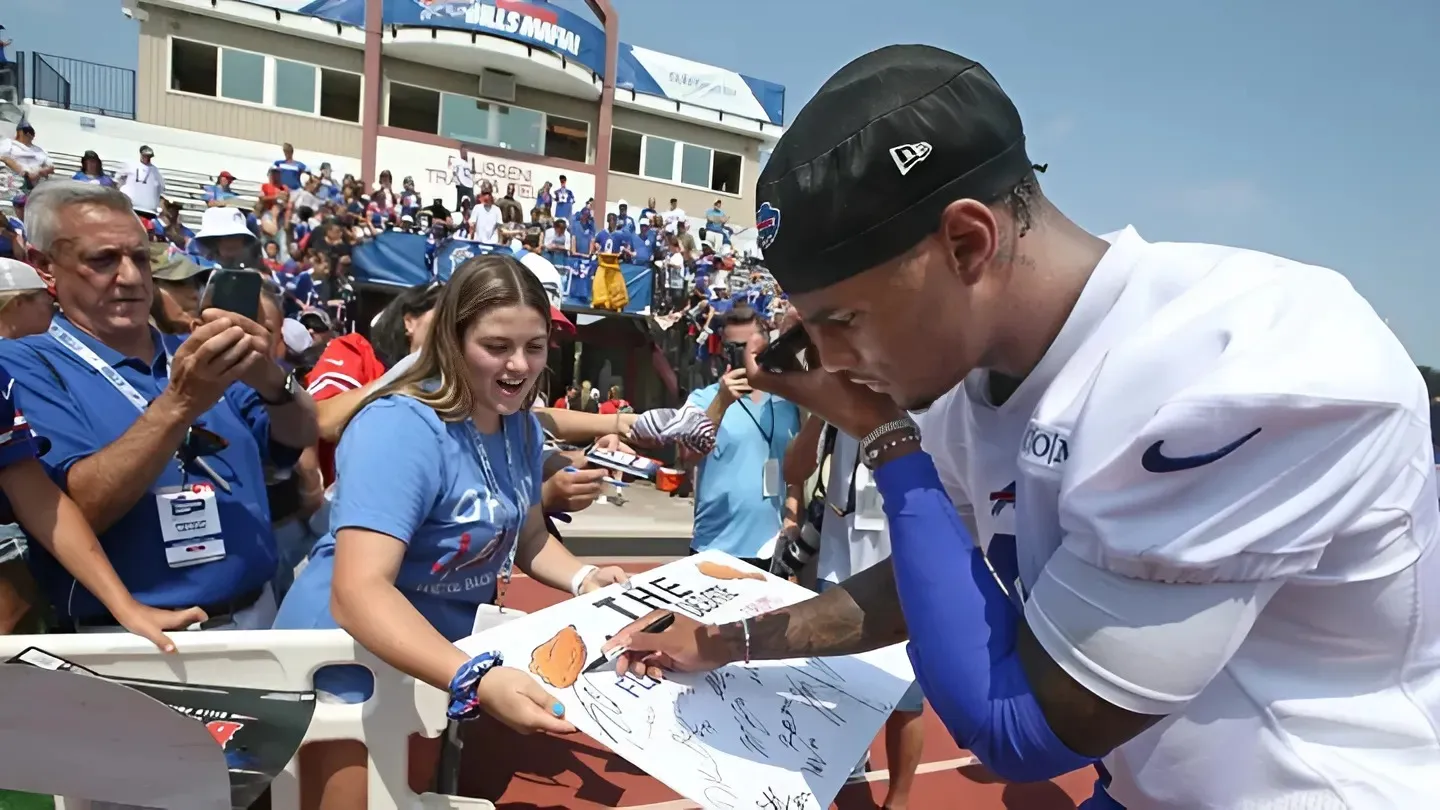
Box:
0 626 517 809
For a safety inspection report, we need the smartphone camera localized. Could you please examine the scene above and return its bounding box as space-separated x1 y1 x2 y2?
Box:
723 340 748 370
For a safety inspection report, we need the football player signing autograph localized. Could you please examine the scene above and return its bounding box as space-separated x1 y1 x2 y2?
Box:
606 46 1440 808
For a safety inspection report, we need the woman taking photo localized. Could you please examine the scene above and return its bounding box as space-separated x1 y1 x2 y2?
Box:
274 256 628 809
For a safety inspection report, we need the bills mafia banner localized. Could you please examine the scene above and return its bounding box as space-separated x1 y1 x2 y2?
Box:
230 0 786 125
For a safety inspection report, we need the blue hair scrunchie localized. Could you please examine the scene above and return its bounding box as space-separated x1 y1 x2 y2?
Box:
446 651 504 722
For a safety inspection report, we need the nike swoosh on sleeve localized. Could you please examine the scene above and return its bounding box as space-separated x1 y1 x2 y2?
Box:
1140 427 1262 473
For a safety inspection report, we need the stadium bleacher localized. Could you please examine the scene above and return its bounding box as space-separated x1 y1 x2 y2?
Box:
2 153 264 228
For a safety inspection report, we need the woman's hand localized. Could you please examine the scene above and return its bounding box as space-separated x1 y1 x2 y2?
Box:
593 433 635 454
578 565 630 594
476 667 577 735
114 603 210 653
542 466 607 513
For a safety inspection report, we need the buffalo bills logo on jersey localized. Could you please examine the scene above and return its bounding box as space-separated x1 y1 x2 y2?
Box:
989 481 1016 517
431 488 509 580
431 529 507 579
756 202 781 249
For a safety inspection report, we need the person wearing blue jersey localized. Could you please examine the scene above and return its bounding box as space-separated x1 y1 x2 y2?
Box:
552 175 575 221
275 255 628 807
593 213 634 262
272 143 307 190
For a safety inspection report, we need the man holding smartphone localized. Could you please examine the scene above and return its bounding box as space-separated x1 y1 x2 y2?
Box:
0 181 319 636
683 304 802 569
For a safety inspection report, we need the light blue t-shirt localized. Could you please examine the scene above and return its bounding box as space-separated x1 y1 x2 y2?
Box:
685 384 801 558
273 394 543 641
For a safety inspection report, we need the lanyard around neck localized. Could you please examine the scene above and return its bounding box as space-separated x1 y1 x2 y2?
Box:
735 394 775 445
465 417 527 601
48 322 171 413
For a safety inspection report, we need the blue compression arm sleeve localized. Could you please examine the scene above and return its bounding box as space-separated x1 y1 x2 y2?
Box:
874 450 1099 782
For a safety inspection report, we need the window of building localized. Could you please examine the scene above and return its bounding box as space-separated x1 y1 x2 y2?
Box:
545 116 589 162
167 36 361 122
642 136 676 182
438 92 543 154
387 82 587 162
170 39 217 96
613 128 745 195
319 69 362 123
680 143 710 189
711 151 743 195
273 59 316 114
610 129 643 175
220 48 265 105
388 82 440 135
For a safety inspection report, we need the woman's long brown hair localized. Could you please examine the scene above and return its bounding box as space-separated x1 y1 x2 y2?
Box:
345 254 552 432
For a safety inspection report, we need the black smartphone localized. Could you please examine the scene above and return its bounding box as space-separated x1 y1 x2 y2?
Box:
755 325 815 375
723 340 748 370
203 268 262 322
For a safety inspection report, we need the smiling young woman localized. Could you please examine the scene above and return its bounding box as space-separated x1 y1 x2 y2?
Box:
272 255 629 809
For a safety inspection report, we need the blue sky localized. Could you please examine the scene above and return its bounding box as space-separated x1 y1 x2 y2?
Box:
7 0 1439 360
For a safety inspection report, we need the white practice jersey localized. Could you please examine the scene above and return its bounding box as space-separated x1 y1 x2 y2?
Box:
915 227 1440 809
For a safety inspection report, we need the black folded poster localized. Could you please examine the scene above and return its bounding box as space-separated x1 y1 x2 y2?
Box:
7 647 316 810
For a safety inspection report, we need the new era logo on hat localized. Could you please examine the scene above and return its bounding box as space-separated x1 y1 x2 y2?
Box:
890 142 933 176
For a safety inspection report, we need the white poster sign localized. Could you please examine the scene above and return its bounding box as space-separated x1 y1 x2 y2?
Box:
627 47 772 123
375 135 595 214
457 551 916 810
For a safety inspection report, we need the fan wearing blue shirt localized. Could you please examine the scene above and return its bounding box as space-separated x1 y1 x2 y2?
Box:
570 208 595 254
615 201 637 233
686 305 802 566
272 143 307 190
594 213 634 262
0 181 319 632
552 176 575 221
273 256 628 808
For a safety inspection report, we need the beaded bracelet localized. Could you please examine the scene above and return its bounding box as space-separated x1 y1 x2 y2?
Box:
446 651 504 722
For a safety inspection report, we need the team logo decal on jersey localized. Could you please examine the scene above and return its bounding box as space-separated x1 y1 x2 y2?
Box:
432 529 507 579
756 202 781 249
989 481 1016 517
1141 427 1262 474
1021 423 1069 469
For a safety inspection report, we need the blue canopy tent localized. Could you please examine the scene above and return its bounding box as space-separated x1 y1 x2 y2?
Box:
350 233 653 314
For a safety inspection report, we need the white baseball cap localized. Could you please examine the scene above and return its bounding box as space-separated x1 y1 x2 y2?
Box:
0 258 47 293
196 206 256 242
281 318 313 355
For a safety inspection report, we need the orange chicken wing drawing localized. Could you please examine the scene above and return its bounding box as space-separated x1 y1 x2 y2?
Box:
696 560 766 582
530 625 588 689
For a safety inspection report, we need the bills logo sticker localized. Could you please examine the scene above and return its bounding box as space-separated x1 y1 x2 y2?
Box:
756 202 781 249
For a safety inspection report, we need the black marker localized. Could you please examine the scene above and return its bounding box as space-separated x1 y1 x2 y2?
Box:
583 612 677 674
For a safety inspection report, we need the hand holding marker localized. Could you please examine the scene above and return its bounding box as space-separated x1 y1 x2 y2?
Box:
583 612 676 674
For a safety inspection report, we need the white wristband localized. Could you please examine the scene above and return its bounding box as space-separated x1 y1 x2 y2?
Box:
570 564 599 596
